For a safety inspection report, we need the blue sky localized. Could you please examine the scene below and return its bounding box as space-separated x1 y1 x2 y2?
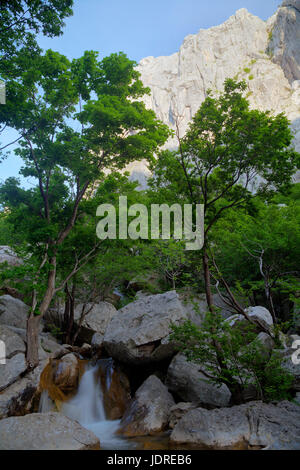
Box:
1 0 280 186
37 0 280 62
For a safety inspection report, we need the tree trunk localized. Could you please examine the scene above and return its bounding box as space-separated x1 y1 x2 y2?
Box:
26 314 41 369
26 256 57 369
64 282 75 345
202 246 214 313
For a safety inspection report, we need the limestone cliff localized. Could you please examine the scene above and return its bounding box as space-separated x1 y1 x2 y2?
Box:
130 2 300 186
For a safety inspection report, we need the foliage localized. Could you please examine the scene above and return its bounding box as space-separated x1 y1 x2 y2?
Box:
211 187 300 322
0 0 73 62
150 79 299 316
170 312 294 403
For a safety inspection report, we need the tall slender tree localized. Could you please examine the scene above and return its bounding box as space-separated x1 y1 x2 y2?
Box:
0 50 170 368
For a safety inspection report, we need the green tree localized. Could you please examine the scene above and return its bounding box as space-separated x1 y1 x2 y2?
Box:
0 1 74 151
0 50 170 368
171 312 294 404
151 79 299 313
211 188 300 324
0 0 73 61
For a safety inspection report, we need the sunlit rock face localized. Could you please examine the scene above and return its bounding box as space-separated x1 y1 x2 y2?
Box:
268 0 300 84
127 2 300 186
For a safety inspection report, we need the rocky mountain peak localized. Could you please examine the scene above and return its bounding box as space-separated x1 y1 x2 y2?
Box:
128 3 300 187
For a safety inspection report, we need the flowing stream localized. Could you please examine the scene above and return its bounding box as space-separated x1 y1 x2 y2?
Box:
40 362 136 450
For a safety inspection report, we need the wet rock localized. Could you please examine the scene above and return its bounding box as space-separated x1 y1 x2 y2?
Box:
166 353 231 408
97 358 131 420
52 353 79 392
170 400 300 450
119 375 175 436
0 412 100 450
104 291 188 365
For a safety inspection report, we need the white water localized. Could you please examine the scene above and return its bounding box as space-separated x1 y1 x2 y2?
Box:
38 390 55 413
59 363 136 450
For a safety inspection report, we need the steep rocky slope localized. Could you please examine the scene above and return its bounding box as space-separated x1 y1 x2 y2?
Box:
131 1 300 186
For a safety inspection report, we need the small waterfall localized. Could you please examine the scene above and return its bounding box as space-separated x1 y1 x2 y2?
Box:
61 364 105 424
59 362 135 450
38 390 55 413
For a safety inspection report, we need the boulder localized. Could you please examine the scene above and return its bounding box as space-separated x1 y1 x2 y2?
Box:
0 295 29 329
0 360 47 419
0 246 23 266
245 306 274 327
0 353 27 392
170 400 300 450
180 293 238 326
275 347 300 391
169 402 197 429
103 291 188 365
252 332 275 360
39 332 62 356
226 306 274 332
2 326 62 362
0 412 100 450
52 353 79 392
166 353 231 408
91 332 103 353
0 324 26 358
119 375 175 436
74 301 117 344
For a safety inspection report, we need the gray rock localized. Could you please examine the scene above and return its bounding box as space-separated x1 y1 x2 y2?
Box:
282 0 300 9
275 347 300 391
124 6 300 185
254 332 275 359
74 301 117 343
91 332 104 351
0 295 29 329
166 353 231 408
180 293 235 327
226 306 274 333
3 326 61 361
0 412 100 450
0 360 47 419
119 375 175 436
104 291 188 364
0 325 26 359
169 402 197 429
0 353 27 392
39 332 61 356
245 306 274 327
170 400 300 450
269 1 300 83
0 246 23 266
